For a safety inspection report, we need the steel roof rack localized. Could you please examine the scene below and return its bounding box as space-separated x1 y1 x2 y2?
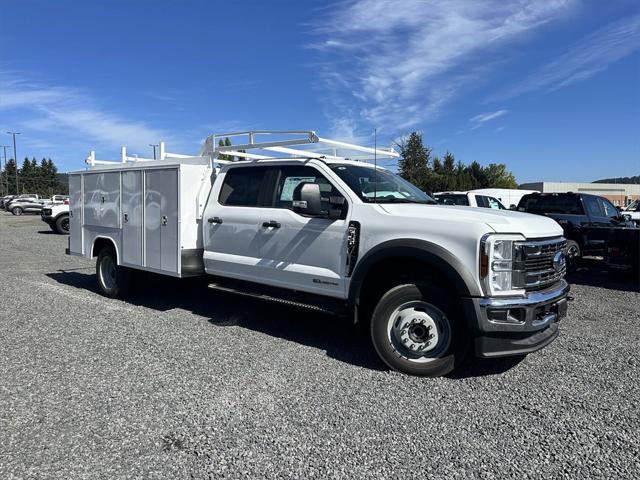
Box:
84 129 399 168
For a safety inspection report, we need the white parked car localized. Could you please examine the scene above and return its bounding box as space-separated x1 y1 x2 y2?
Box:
67 131 570 377
622 200 640 225
433 191 506 210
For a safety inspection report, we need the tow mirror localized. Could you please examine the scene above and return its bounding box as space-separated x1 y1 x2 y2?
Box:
293 183 322 216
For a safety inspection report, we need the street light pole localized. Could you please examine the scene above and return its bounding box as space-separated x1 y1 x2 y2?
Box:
7 132 20 194
149 143 159 160
0 145 10 195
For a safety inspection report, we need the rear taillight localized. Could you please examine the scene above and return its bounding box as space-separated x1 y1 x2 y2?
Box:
64 199 70 205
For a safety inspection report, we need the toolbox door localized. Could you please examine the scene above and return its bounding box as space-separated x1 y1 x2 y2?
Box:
145 169 178 273
69 174 83 254
122 170 143 266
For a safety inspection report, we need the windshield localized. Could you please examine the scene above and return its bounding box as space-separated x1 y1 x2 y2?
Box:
330 164 435 204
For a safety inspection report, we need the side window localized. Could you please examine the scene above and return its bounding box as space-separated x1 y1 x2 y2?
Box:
275 166 342 212
219 166 270 207
598 198 618 218
474 195 487 208
583 196 604 217
486 196 503 210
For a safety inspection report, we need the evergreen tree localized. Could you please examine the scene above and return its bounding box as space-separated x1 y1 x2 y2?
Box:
4 158 17 195
20 157 33 194
397 132 430 188
217 137 233 161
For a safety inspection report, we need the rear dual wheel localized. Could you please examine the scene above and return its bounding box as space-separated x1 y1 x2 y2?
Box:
370 284 467 377
96 246 133 298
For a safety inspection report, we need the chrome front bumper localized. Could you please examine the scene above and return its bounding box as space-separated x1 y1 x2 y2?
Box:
464 279 570 358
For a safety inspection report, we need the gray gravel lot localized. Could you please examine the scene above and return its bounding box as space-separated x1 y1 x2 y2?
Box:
1 212 639 479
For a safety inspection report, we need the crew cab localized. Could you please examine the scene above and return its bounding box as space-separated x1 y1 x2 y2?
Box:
67 131 571 377
434 191 506 210
517 192 638 270
41 201 70 234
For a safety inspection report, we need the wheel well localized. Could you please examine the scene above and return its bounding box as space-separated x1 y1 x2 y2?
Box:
357 256 459 323
92 237 118 262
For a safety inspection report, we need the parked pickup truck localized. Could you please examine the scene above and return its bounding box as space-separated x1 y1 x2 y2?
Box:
517 192 638 271
41 202 70 234
67 131 570 377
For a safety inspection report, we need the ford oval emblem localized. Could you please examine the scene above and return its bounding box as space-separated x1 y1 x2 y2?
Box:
553 251 566 272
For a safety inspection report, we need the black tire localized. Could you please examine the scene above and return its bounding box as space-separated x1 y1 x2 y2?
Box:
54 214 70 234
96 246 133 298
370 283 467 377
49 223 57 232
12 206 23 216
566 240 581 272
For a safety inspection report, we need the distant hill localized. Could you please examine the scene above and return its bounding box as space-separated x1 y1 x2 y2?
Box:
593 175 640 184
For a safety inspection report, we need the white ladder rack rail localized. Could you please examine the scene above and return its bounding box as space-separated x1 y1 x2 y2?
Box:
84 129 399 168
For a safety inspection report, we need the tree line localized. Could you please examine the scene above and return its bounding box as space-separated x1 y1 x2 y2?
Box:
397 132 518 193
0 157 68 197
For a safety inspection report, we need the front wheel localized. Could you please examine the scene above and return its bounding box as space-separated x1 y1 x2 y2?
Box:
96 246 133 298
566 240 581 272
370 284 466 377
12 207 23 216
54 214 70 234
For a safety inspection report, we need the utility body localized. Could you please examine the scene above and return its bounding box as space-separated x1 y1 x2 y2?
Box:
67 130 571 376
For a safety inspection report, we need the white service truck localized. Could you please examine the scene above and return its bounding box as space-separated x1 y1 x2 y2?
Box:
67 131 570 377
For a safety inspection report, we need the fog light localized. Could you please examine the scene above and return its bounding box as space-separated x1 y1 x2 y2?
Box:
487 308 526 325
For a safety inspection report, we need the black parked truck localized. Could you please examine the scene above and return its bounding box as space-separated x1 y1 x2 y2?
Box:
517 192 639 271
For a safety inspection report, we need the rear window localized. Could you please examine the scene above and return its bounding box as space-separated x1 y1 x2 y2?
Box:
518 195 583 215
434 194 469 206
219 166 270 207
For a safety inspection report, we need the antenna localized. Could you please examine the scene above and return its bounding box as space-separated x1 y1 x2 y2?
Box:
374 128 377 203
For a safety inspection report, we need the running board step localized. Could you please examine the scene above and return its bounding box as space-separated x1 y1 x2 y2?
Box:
207 281 347 316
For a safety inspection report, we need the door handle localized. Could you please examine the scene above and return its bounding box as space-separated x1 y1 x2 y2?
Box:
262 220 281 229
123 213 129 223
208 216 223 224
161 215 168 226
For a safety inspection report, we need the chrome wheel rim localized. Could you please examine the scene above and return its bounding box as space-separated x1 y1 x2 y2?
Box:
99 255 117 290
387 301 451 363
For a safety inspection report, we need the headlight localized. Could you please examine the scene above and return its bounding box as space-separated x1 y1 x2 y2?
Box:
480 233 526 297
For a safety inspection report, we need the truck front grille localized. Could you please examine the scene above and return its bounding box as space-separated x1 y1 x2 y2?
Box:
518 238 567 291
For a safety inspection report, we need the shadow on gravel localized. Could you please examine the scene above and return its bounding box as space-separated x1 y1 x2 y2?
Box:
37 230 58 235
47 270 530 376
46 270 386 372
447 355 525 379
566 262 640 293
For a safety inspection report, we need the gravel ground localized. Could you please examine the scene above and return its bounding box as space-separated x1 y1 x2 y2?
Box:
1 212 639 479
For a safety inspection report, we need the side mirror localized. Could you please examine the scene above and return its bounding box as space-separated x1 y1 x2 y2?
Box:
293 183 322 216
622 213 632 222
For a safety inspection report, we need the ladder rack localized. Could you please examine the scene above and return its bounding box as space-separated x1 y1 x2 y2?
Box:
84 129 399 168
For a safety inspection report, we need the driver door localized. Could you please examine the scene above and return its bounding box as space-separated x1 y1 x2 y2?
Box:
256 165 350 298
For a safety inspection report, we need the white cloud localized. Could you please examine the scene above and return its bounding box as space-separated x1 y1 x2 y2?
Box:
0 74 172 158
470 110 508 123
489 13 640 101
470 109 508 129
312 0 575 132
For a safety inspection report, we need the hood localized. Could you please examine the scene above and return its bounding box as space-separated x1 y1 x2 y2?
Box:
378 204 563 239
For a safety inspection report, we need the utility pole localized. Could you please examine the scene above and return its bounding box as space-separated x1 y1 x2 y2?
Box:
0 145 10 195
149 143 159 160
7 132 20 193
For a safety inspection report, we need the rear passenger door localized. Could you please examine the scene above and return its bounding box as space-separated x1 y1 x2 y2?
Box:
202 166 276 283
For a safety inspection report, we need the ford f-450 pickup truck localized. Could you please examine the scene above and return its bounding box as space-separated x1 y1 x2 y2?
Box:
67 131 570 376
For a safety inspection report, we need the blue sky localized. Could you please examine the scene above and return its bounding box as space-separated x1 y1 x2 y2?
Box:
0 0 638 182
